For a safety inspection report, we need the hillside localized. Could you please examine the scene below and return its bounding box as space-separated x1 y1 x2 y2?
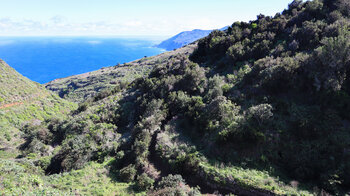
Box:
4 0 350 195
0 61 143 195
0 59 75 152
46 44 196 103
0 59 80 195
0 59 47 105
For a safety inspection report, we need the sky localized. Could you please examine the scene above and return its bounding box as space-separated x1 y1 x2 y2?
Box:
0 0 294 36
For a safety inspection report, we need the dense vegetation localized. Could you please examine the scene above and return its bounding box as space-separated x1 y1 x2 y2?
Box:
2 0 350 195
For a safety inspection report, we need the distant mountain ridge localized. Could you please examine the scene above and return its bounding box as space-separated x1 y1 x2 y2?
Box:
156 26 228 50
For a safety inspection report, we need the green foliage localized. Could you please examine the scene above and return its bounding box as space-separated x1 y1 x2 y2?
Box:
247 104 273 126
312 29 350 91
305 0 324 13
336 0 350 16
135 173 154 191
47 161 139 196
150 174 200 196
0 60 76 147
157 174 185 189
227 42 245 62
288 0 303 10
0 159 67 195
251 23 258 29
120 164 137 182
155 130 312 195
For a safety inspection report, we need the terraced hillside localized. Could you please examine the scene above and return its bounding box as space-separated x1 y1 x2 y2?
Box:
46 44 196 103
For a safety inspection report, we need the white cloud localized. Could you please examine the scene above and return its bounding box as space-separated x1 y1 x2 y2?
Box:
0 16 228 36
50 15 67 24
87 40 102 44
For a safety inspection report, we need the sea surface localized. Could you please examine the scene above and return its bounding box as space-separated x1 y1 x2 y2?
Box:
0 36 166 84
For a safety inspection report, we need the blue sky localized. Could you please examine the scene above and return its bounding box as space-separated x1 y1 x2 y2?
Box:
0 0 293 36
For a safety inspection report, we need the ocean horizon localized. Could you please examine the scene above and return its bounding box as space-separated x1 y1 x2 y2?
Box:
0 36 167 84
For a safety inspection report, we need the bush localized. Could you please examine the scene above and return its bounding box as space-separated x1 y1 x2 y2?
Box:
150 174 200 196
305 0 323 14
336 0 350 16
36 156 52 171
120 164 137 182
288 0 303 10
59 135 97 171
135 173 154 191
75 102 88 113
247 104 273 126
157 174 185 189
312 29 350 91
227 42 245 62
205 75 224 101
179 62 207 94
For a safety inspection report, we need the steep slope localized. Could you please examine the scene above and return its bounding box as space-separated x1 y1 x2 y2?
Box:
0 59 75 156
0 59 46 106
46 44 196 103
16 0 350 195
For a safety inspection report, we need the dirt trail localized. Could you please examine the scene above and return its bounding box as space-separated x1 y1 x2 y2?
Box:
0 102 23 109
0 92 49 110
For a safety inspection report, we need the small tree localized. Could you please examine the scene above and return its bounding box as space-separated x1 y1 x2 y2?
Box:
157 174 185 189
288 0 303 10
120 164 137 182
337 0 350 16
314 29 350 91
248 104 273 126
135 173 154 191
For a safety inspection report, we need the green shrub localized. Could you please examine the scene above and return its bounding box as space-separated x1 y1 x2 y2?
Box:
135 173 154 191
49 135 97 172
312 29 350 91
251 23 258 29
157 174 185 189
227 42 245 62
4 131 11 141
36 156 52 171
247 104 273 126
120 164 137 182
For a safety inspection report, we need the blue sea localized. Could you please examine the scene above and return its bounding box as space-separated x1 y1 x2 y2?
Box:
0 36 166 84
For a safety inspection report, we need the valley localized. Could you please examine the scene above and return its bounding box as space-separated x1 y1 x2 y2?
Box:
1 0 350 195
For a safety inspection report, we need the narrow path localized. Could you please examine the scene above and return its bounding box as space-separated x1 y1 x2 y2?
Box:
0 92 49 110
0 102 23 109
